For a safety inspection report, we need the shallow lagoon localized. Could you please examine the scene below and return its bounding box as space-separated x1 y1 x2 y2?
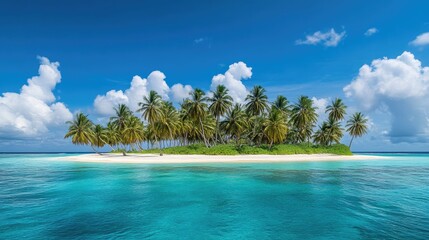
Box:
1 154 429 239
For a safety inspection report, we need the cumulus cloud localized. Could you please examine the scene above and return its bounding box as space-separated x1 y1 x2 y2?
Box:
296 28 346 47
210 61 252 103
364 27 378 36
0 57 73 138
94 71 170 115
344 51 429 143
311 97 329 117
410 32 429 46
171 83 193 102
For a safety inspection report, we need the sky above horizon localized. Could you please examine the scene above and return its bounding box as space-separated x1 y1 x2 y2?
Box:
1 0 429 152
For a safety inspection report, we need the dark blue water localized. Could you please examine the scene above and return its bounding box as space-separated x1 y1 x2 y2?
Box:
1 154 428 239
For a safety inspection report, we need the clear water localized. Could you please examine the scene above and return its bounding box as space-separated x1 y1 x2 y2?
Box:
1 154 429 239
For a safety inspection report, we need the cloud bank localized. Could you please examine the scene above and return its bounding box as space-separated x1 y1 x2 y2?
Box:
344 51 429 143
0 57 72 138
94 61 253 115
94 71 170 115
296 28 346 47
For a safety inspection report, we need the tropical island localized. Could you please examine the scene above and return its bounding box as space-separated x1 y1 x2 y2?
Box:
64 85 368 159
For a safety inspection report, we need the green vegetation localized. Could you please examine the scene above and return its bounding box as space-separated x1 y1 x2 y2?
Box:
64 84 368 156
117 143 352 155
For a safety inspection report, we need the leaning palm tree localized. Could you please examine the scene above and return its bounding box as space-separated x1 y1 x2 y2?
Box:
326 98 347 122
346 112 368 148
208 85 233 144
185 88 210 147
221 104 248 145
105 121 120 151
64 113 96 153
290 96 318 144
264 110 288 149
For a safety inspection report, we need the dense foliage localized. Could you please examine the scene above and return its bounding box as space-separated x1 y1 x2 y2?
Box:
116 143 352 156
65 85 368 155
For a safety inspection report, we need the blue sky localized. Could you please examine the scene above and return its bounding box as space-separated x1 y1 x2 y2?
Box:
1 0 429 152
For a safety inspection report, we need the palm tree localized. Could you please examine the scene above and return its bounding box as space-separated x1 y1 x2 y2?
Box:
137 90 163 125
245 85 269 145
313 122 329 146
159 101 180 146
325 119 343 145
346 112 368 148
122 116 145 151
186 88 210 147
221 104 248 145
91 124 108 154
264 110 288 149
137 90 163 154
64 113 96 153
208 85 233 144
111 104 132 130
314 119 343 146
245 85 269 116
110 104 133 155
326 98 347 122
105 121 120 151
272 95 290 117
290 96 318 144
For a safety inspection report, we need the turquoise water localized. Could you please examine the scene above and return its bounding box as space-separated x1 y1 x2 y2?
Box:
1 154 429 239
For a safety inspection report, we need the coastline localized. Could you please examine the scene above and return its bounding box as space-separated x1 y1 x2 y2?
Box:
57 153 387 164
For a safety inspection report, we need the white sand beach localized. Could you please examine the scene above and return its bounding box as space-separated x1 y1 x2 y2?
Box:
57 153 387 164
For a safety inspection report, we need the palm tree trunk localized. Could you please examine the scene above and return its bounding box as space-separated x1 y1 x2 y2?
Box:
100 139 116 152
90 145 102 155
348 136 355 148
215 115 220 145
199 118 209 148
155 135 163 156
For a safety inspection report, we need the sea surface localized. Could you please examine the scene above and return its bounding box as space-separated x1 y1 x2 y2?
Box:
1 153 428 239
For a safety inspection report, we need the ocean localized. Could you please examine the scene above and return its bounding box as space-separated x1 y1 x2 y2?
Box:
1 153 428 239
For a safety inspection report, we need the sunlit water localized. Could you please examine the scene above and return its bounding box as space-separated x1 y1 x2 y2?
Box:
1 153 429 239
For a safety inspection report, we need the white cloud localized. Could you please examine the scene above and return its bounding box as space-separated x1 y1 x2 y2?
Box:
364 27 378 36
296 28 346 47
93 90 129 116
344 51 429 143
410 32 429 46
210 61 252 103
94 71 170 115
171 83 193 102
0 57 73 138
311 97 329 117
194 38 205 44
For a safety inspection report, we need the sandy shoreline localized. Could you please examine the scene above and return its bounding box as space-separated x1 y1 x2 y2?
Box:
56 153 387 164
